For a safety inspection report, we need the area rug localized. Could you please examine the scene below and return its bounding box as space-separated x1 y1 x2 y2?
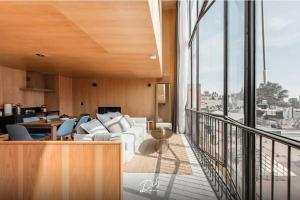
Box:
123 134 192 175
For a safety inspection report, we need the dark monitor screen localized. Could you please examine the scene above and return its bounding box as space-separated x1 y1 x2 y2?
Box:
98 107 121 114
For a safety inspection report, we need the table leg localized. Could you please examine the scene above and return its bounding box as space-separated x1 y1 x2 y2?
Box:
51 126 57 141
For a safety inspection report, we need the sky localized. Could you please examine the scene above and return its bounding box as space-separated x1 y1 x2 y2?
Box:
193 0 300 99
256 1 300 99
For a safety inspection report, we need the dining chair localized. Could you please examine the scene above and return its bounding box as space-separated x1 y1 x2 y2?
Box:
23 116 51 136
57 119 76 140
6 124 49 141
74 115 90 132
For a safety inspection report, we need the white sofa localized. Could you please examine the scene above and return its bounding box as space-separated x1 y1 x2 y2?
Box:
74 117 147 162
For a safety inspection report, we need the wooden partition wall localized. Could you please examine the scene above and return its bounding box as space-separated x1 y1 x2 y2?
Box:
0 141 122 200
72 78 156 118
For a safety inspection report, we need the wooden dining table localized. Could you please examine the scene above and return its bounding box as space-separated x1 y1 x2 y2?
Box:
18 120 63 141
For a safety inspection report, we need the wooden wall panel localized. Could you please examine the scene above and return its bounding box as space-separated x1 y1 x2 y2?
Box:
45 75 73 115
0 141 122 200
72 78 156 119
158 7 176 122
0 65 45 108
59 76 73 116
45 75 60 111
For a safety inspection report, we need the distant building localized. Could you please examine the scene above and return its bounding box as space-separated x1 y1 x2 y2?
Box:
289 97 299 108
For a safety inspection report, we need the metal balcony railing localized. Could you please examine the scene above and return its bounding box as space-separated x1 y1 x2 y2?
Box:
185 108 300 200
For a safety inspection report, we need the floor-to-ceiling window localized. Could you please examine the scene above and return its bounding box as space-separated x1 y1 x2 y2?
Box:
191 37 197 110
256 0 300 142
255 1 300 199
227 2 245 197
228 0 244 123
197 1 224 114
178 1 300 199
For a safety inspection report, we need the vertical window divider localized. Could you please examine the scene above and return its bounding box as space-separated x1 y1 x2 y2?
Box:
245 1 256 200
224 0 228 172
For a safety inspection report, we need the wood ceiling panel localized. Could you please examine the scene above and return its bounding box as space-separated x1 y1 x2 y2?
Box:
0 1 161 78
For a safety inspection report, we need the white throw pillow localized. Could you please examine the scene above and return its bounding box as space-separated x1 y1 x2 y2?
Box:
119 117 131 132
104 116 123 133
80 119 109 135
124 115 135 127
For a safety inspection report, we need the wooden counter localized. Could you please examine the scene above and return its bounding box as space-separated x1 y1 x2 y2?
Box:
0 141 123 200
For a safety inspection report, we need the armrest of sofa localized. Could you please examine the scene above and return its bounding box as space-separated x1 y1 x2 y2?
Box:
131 117 147 125
130 117 147 134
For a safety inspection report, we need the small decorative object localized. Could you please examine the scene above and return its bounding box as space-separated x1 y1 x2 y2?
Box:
41 105 47 113
4 103 12 115
16 103 21 115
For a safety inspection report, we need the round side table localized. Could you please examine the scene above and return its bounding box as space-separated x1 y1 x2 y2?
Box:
150 128 173 154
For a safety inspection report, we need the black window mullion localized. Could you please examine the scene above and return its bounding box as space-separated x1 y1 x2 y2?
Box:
244 1 256 200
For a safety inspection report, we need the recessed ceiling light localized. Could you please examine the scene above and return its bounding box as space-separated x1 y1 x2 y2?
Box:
149 54 157 60
35 53 45 58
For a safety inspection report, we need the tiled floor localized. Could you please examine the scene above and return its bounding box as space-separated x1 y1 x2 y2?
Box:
123 134 217 200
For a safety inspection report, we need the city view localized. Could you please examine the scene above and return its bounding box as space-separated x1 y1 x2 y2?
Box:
195 84 300 142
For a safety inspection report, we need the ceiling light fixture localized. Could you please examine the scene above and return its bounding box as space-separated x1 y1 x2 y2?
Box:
149 54 157 60
35 53 45 58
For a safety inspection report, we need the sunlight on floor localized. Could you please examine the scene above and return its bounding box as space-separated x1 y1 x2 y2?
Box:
123 134 217 200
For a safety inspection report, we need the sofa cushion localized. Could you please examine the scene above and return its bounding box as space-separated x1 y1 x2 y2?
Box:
93 132 112 141
125 126 145 139
96 113 111 124
119 117 131 131
108 112 122 118
80 119 109 135
104 115 123 133
96 112 122 124
74 133 95 141
93 132 121 141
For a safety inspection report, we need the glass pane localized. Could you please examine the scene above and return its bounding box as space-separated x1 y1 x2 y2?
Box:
261 138 272 199
190 0 197 35
255 135 261 199
192 37 197 110
236 128 243 197
198 0 224 114
186 48 192 109
228 0 244 123
255 0 300 142
273 142 288 200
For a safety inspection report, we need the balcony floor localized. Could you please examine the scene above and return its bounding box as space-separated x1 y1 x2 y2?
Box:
123 134 217 200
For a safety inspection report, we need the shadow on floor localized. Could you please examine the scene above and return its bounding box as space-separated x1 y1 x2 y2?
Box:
138 138 157 155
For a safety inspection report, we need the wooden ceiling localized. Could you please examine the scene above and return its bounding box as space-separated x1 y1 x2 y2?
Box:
0 1 162 78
